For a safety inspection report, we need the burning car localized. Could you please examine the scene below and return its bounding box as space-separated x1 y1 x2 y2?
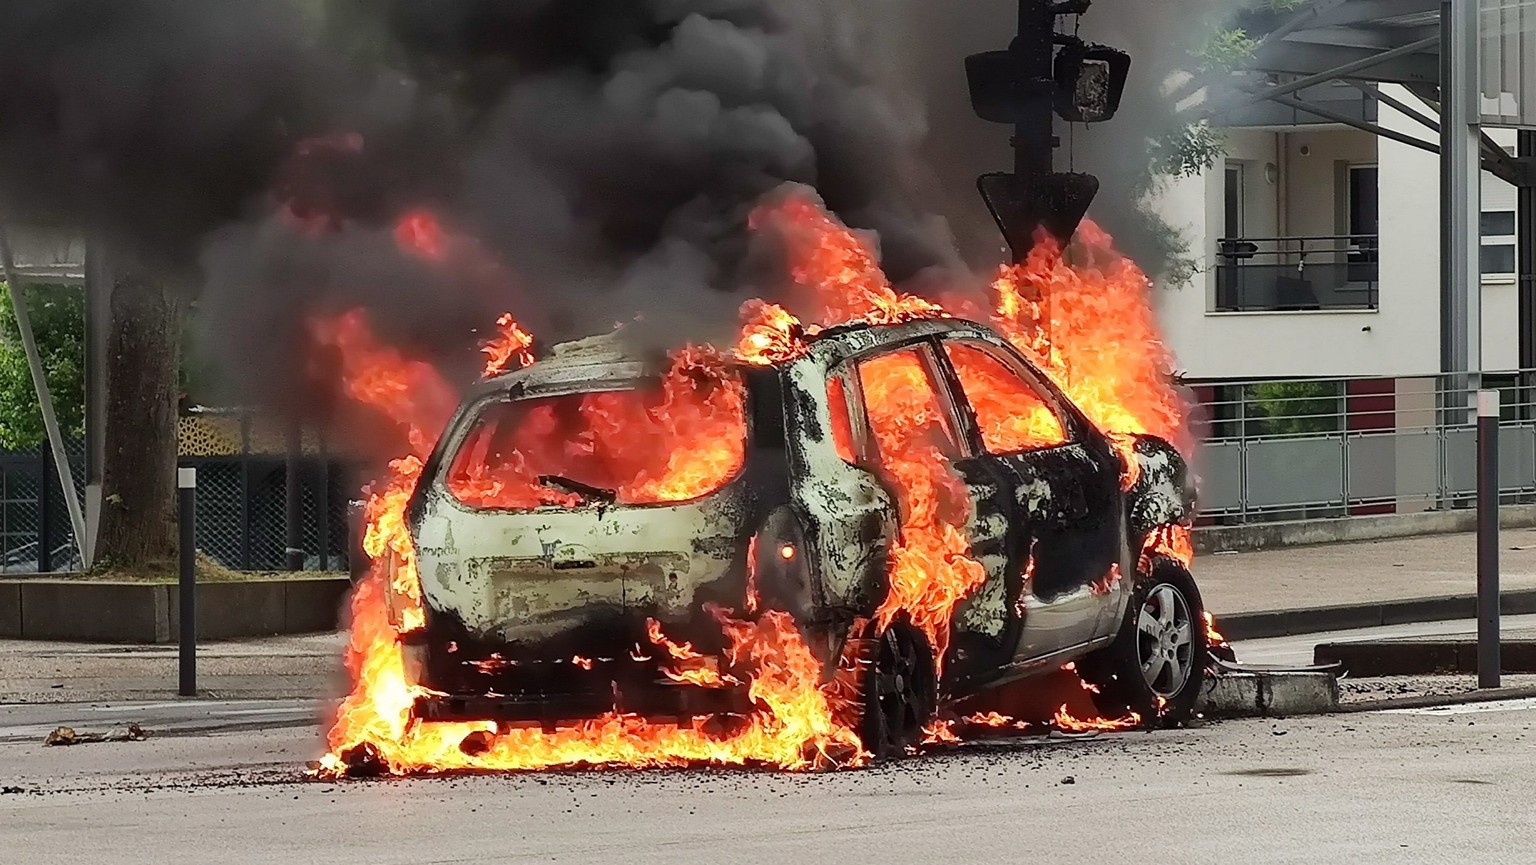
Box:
392 314 1203 758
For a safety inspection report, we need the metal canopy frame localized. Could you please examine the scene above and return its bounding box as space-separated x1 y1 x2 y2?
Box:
1198 3 1532 180
0 223 90 568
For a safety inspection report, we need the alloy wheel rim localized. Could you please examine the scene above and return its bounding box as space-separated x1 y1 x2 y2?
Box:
1135 583 1194 697
871 628 930 751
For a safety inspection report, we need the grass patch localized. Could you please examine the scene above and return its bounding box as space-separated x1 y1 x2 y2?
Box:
46 551 349 583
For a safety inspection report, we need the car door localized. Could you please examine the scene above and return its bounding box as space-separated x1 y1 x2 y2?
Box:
936 338 1124 666
841 340 1014 682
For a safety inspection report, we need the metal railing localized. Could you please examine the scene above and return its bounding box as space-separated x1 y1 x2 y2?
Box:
1215 235 1379 312
1190 370 1536 524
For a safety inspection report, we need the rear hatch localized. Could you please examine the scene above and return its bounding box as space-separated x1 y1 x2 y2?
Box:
408 353 753 666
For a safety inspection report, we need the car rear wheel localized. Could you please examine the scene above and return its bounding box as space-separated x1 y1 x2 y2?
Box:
860 620 936 760
1081 560 1207 727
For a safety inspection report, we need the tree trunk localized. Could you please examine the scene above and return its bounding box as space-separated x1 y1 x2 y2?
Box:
95 265 183 568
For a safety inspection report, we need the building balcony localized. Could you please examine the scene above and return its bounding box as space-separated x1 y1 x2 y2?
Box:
1215 235 1379 313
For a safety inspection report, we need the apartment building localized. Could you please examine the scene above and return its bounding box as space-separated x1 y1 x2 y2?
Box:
1152 83 1528 522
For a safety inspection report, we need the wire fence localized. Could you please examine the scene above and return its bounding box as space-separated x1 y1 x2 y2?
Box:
0 434 358 575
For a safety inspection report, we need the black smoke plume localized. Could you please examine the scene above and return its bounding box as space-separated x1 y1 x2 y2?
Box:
0 0 1235 423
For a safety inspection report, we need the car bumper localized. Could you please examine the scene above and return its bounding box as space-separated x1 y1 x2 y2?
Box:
413 680 753 723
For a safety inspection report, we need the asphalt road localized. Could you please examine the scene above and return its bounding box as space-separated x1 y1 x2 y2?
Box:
3 700 1534 865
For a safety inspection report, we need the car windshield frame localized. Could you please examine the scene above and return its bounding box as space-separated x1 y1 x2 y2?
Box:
428 370 756 514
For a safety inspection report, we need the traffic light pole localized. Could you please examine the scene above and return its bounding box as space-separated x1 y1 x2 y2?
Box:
1012 0 1059 184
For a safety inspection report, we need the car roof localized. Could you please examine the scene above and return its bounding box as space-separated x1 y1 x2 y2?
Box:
803 317 1002 363
477 317 1011 397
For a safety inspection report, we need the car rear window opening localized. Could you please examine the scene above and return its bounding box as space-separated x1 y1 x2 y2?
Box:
447 372 747 510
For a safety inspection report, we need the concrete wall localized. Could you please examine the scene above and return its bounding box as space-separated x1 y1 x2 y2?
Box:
0 578 350 643
1224 129 1281 239
1281 128 1375 238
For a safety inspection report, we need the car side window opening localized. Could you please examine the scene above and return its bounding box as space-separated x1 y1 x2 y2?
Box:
855 345 967 465
943 341 1070 454
825 371 862 464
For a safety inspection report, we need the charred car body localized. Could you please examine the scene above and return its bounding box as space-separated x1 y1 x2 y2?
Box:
395 318 1204 755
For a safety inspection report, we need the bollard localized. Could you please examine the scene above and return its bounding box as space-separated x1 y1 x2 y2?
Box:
1476 390 1501 689
178 466 198 697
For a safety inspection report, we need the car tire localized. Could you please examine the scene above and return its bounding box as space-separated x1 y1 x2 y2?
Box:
1080 559 1207 728
859 619 937 760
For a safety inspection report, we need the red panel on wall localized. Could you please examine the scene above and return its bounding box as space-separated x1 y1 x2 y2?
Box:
1346 378 1397 514
1346 378 1395 432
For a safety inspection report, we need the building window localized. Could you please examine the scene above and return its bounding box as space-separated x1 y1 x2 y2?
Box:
1346 165 1379 286
1347 166 1379 241
1224 163 1245 238
1482 210 1517 278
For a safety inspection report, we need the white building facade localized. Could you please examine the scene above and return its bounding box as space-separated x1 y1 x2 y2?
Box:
1153 84 1527 523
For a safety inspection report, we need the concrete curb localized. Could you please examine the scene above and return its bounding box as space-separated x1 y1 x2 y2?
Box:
1314 639 1536 676
1336 685 1536 713
1216 588 1536 641
1195 505 1536 555
0 578 351 643
1197 671 1340 718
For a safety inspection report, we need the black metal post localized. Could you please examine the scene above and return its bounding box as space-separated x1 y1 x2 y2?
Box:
238 414 251 571
1518 130 1535 421
1011 0 1058 185
37 438 51 573
178 466 197 697
1476 390 1501 689
284 418 303 572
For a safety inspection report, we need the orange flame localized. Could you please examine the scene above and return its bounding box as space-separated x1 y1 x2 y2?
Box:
986 223 1185 488
1139 524 1194 574
1052 705 1142 732
735 300 809 367
316 190 1190 774
316 312 862 775
1203 611 1229 650
481 313 536 378
446 346 746 510
1089 563 1122 597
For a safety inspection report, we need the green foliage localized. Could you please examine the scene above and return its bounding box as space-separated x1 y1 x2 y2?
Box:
1244 381 1343 437
1150 121 1227 179
1193 28 1259 74
0 283 85 451
1155 1 1314 181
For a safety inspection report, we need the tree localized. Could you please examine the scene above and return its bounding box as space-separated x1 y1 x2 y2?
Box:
0 282 85 452
93 262 185 570
1156 0 1314 180
1245 381 1343 437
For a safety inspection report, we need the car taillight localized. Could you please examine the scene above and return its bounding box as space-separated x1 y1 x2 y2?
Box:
750 508 815 620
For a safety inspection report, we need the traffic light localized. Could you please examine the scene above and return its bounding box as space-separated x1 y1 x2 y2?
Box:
965 39 1130 126
1053 39 1130 124
963 1 1130 260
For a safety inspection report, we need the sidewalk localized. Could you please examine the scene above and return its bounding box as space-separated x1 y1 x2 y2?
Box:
0 632 346 704
5 528 1536 703
1197 526 1536 638
1197 526 1536 613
